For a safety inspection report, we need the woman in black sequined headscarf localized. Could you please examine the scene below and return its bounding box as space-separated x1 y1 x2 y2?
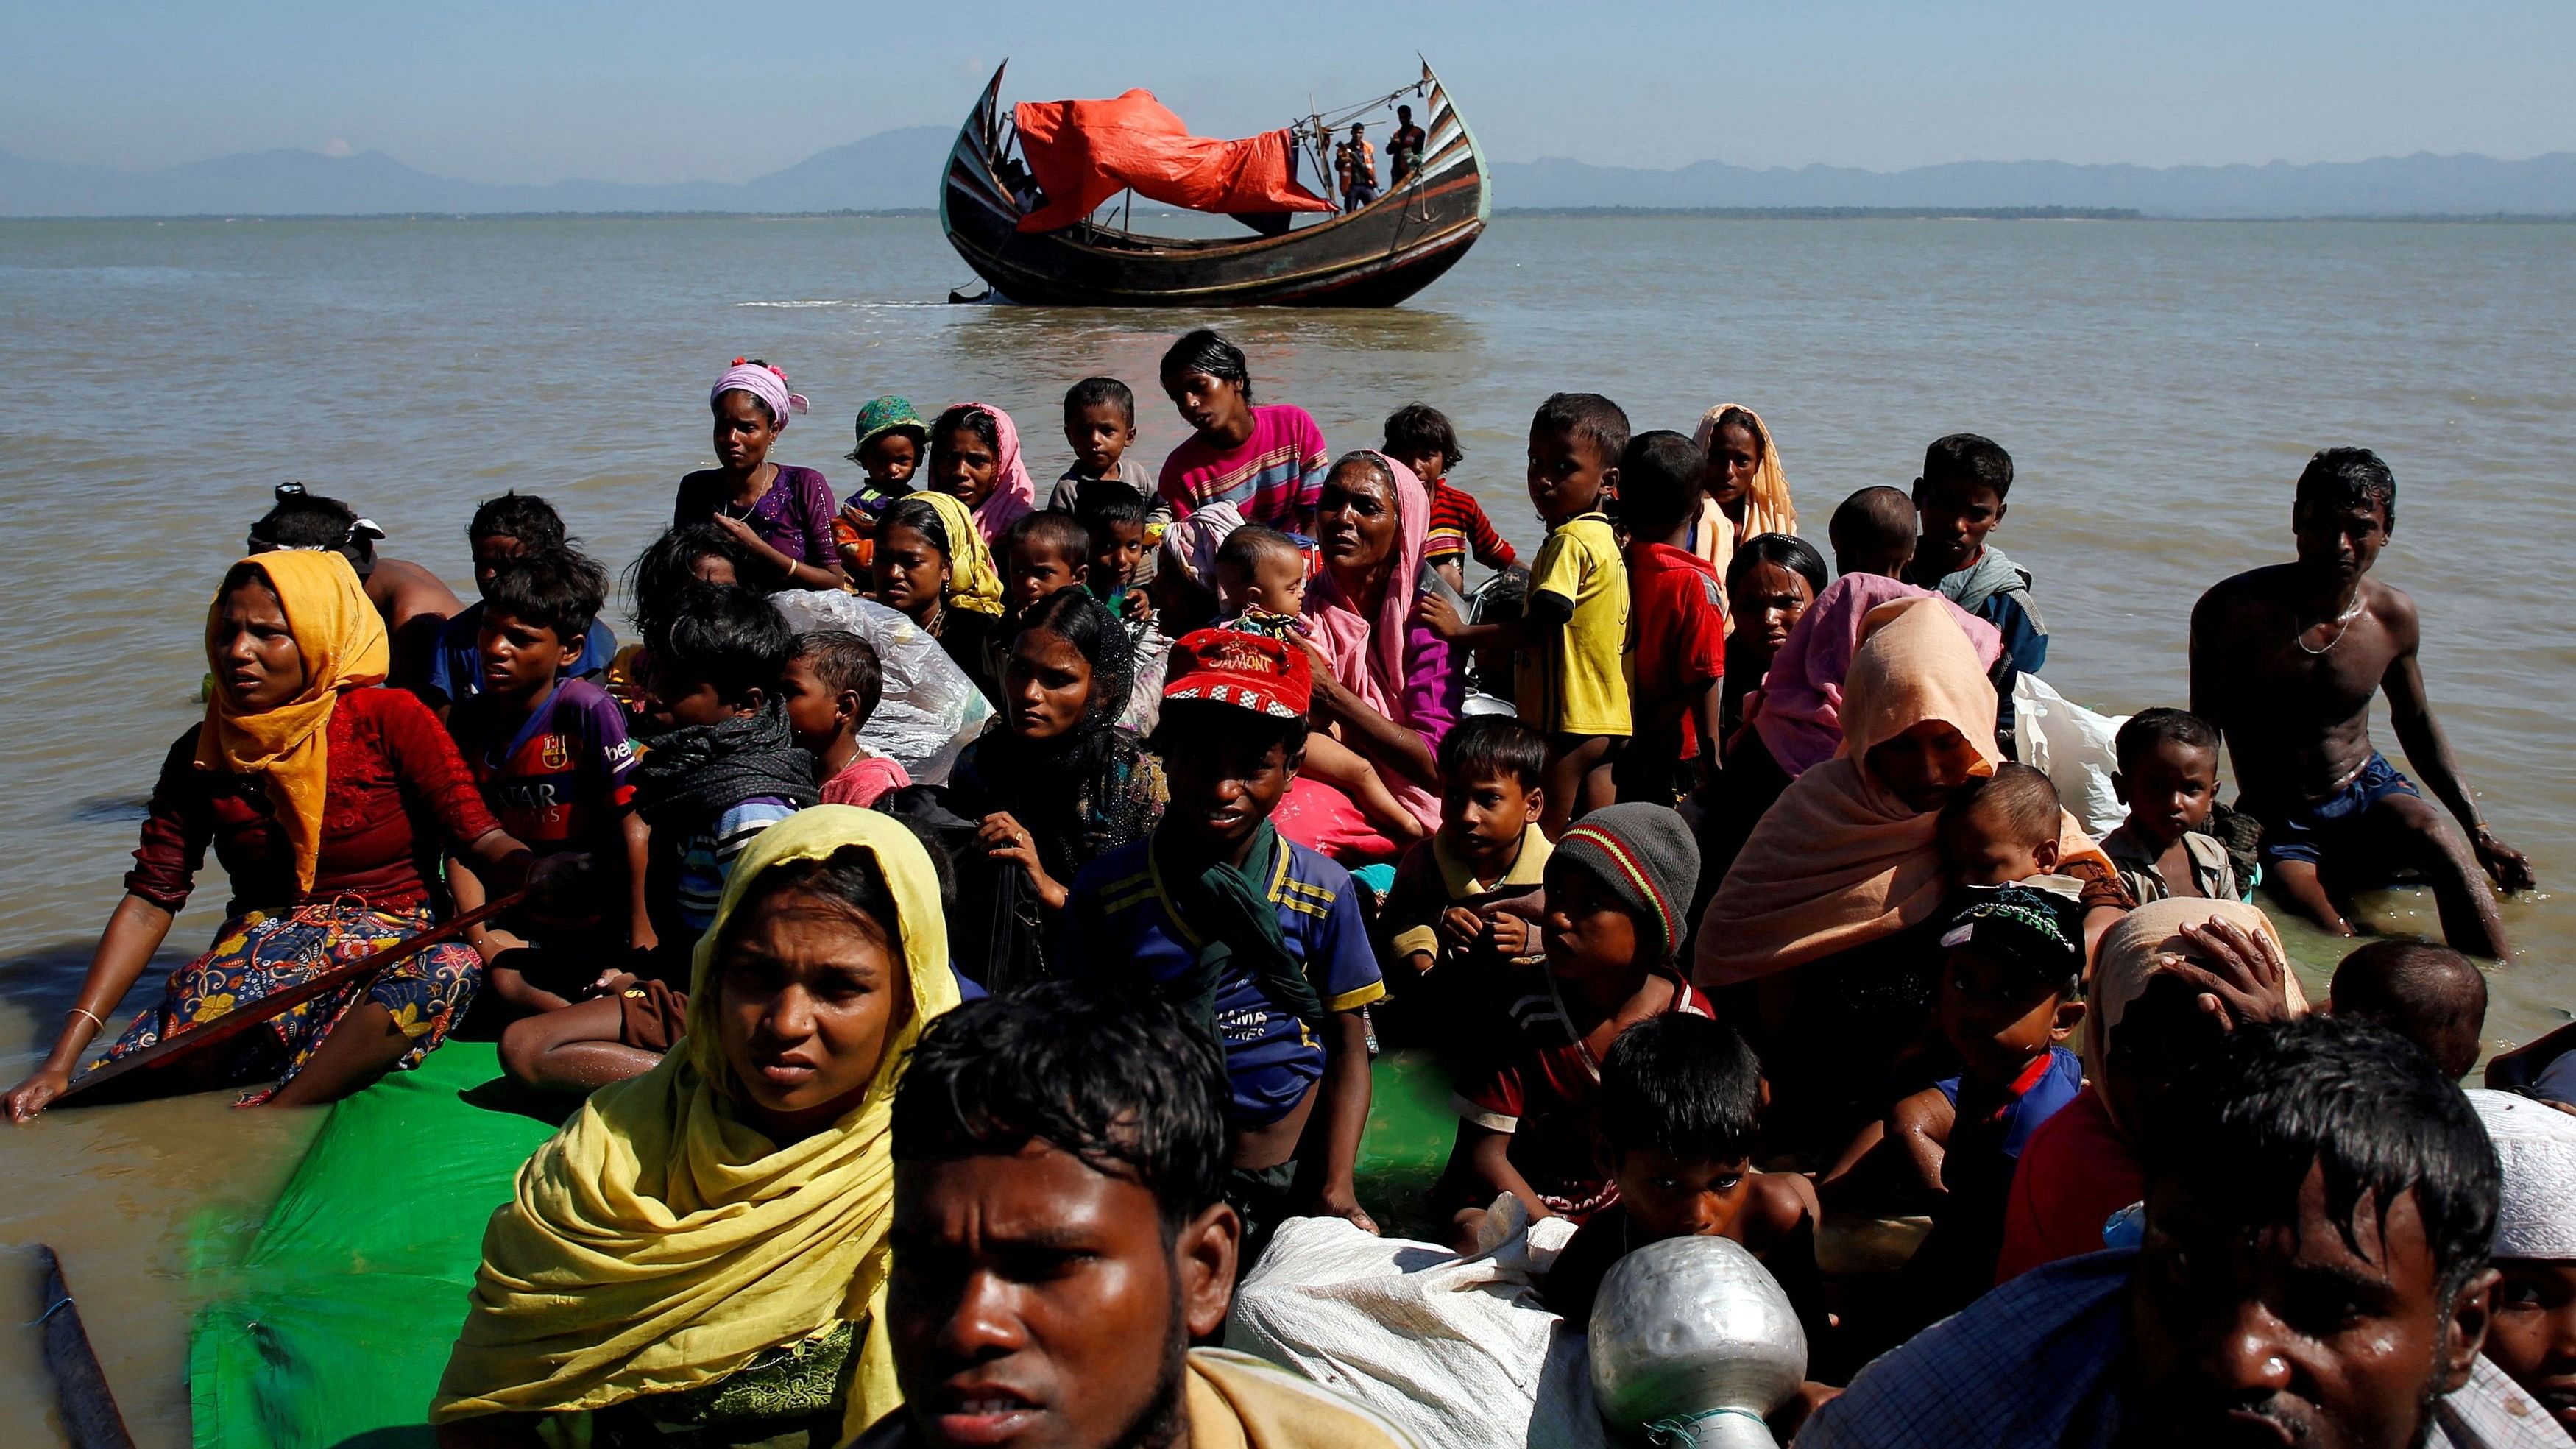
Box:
943 587 1166 913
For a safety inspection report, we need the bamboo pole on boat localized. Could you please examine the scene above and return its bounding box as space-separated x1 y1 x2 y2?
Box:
29 1245 134 1449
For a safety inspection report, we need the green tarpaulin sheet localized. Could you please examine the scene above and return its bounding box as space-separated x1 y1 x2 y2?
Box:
188 1043 561 1449
185 1043 1458 1449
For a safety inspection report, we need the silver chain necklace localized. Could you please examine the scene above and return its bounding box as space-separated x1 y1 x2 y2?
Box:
2295 595 2366 656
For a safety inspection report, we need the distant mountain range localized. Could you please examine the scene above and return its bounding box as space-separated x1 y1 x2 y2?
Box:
0 127 955 218
1494 152 2576 218
5 130 2572 219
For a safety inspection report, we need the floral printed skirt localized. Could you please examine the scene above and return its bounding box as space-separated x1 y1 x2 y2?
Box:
88 900 481 1105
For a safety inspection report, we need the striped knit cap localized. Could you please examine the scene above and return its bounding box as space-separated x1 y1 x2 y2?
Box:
1556 804 1702 962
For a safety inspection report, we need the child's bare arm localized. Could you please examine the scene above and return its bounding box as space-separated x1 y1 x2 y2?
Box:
1443 1120 1551 1220
1691 679 1726 780
620 811 657 956
1889 1087 1956 1195
1414 588 1568 650
1740 1169 1822 1253
1305 1009 1379 1233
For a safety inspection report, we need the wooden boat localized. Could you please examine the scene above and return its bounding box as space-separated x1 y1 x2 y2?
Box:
941 60 1490 308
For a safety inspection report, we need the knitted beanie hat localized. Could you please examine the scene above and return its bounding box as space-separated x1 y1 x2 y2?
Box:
1557 804 1702 960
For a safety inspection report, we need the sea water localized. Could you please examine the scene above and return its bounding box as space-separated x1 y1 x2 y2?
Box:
0 213 2569 1443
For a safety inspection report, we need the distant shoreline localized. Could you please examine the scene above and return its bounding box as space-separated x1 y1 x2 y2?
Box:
3 206 2572 224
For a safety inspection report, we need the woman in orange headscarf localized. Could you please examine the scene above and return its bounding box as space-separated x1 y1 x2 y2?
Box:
4 553 545 1121
1691 597 2129 1139
1688 403 1800 572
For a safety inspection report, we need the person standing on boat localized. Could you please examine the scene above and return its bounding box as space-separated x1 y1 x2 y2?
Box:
1342 123 1378 208
1388 105 1426 187
4 553 555 1122
1156 329 1332 534
674 359 849 592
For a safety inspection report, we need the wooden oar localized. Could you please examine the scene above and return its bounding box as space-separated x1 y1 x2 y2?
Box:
29 1244 135 1449
57 890 527 1105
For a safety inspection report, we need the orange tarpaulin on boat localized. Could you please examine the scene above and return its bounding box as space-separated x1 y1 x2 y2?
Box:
1012 90 1334 233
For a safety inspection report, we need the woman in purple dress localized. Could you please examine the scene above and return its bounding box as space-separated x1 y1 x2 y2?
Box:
673 358 847 590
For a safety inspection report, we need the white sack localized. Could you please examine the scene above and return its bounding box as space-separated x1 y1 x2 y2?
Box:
2013 672 2131 839
1225 1201 1607 1449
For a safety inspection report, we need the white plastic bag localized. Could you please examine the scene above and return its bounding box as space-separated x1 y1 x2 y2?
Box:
768 592 993 786
1225 1202 1607 1449
2012 673 2130 839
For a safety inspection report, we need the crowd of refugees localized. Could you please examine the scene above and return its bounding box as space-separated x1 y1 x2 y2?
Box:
3 328 2561 1448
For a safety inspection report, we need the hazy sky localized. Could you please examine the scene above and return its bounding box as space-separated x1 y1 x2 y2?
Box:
7 0 2570 181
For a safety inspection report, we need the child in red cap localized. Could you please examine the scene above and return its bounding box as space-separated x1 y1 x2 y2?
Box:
1057 630 1387 1261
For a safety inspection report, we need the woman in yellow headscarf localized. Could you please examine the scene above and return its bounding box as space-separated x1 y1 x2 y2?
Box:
1688 403 1800 572
3 553 542 1122
432 806 963 1447
871 491 1005 704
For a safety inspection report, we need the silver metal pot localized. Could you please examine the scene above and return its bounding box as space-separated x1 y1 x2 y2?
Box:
1586 1235 1805 1448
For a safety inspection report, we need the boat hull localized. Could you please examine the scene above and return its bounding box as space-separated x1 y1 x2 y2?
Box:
941 63 1490 308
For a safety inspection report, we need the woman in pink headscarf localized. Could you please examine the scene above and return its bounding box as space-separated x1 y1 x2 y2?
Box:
1278 451 1465 855
926 403 1037 545
673 358 846 589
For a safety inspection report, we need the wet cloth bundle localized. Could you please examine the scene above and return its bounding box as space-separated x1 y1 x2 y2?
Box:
197 551 390 893
432 807 964 1436
631 698 820 830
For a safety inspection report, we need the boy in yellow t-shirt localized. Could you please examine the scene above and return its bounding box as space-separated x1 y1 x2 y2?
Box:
1416 392 1632 837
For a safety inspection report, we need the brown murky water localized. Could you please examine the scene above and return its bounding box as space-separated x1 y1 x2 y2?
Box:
1 213 2569 1443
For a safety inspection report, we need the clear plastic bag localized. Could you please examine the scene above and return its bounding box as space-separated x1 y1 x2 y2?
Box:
768 592 994 786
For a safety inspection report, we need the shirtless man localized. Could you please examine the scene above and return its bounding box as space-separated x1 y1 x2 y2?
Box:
249 483 461 690
2190 447 2532 957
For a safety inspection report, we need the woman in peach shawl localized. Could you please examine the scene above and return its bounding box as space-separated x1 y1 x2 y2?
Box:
1691 598 2128 1133
1696 598 2124 987
1687 403 1799 571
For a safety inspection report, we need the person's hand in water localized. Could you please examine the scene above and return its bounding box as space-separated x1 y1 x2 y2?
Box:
2164 916 2293 1030
2473 824 2536 893
5 1066 72 1124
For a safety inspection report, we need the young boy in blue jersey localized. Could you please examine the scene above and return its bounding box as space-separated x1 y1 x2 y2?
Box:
422 492 619 718
1058 630 1384 1253
444 548 650 1015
